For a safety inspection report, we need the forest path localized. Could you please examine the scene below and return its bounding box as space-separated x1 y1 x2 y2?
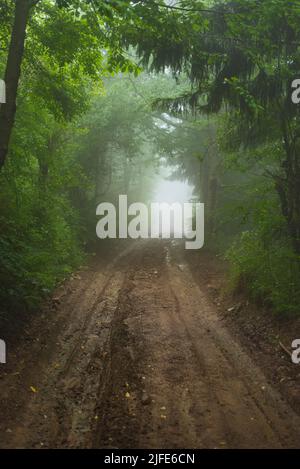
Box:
1 239 300 448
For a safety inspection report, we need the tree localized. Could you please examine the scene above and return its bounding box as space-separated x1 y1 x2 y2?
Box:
0 0 34 169
127 0 300 253
0 0 163 170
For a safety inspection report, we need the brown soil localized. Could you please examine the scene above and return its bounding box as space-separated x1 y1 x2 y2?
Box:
0 239 300 449
185 248 300 416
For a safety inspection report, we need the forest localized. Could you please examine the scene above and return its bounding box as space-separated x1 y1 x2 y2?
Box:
1 0 300 451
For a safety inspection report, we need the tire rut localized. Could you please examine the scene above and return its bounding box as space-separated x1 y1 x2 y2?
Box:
1 240 300 449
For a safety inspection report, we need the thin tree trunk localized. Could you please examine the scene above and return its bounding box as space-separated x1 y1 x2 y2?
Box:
275 109 300 255
275 156 300 255
0 0 33 169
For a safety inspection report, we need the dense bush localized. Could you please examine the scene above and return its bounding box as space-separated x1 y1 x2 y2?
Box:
0 166 85 311
226 230 300 315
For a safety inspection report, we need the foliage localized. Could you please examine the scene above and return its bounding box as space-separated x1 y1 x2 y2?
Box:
125 0 300 315
0 0 163 311
1 0 300 317
226 230 300 315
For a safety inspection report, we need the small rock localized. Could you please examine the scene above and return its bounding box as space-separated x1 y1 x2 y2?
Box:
141 392 151 405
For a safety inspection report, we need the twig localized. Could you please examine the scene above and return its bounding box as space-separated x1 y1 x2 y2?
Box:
279 341 292 358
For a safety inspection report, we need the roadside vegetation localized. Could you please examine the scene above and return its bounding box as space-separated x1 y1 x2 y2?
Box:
1 0 300 316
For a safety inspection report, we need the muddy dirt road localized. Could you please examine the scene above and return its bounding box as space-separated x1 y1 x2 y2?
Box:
1 240 300 448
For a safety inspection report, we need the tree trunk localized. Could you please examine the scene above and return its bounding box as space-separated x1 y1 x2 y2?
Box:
0 0 32 170
275 150 300 255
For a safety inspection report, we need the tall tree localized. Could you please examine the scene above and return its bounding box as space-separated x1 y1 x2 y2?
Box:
0 0 159 170
128 0 300 253
0 0 36 169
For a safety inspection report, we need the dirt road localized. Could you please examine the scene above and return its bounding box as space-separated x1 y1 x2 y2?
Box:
1 240 300 448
